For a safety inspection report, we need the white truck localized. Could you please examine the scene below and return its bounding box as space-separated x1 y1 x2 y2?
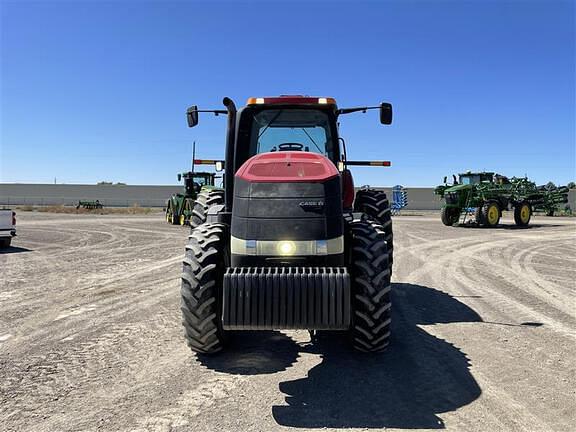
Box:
0 209 16 248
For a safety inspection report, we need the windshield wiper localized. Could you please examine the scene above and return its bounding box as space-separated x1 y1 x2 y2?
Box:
300 128 323 153
258 110 284 139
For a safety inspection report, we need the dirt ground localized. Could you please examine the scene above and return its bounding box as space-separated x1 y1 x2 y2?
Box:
1 211 575 432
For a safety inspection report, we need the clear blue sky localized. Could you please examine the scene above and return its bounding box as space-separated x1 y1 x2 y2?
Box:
1 0 574 186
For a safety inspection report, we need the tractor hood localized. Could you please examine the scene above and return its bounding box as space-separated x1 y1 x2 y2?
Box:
235 151 339 183
445 183 471 193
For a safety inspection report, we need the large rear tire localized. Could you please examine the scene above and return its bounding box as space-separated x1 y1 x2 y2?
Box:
0 237 11 248
514 201 532 226
181 223 228 354
440 206 460 226
191 190 225 228
354 188 393 266
347 218 392 353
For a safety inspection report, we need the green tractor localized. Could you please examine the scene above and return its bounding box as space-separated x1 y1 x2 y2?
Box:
435 171 569 228
165 171 224 226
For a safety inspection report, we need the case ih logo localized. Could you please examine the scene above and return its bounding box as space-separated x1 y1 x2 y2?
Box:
299 201 325 212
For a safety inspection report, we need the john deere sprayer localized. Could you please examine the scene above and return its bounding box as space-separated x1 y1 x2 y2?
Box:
435 171 569 227
165 171 224 226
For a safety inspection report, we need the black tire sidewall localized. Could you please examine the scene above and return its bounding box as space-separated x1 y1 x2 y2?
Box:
181 223 229 353
347 218 392 352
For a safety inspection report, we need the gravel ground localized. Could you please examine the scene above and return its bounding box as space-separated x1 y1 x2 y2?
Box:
1 211 575 432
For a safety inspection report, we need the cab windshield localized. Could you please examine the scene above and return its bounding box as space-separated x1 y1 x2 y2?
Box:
193 175 210 186
248 109 335 158
460 175 481 185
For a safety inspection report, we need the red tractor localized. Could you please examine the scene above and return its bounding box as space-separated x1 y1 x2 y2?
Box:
182 95 393 353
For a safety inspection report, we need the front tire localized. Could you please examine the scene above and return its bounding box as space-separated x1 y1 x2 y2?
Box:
440 207 460 226
181 223 228 354
191 190 225 228
347 218 392 352
514 201 532 226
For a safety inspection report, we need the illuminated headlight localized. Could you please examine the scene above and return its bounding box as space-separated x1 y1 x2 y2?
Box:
231 236 343 256
278 241 296 255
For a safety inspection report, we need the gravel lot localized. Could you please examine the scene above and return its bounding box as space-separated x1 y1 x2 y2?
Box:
1 211 575 432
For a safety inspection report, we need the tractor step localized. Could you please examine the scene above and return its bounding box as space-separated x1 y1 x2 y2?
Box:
222 267 351 330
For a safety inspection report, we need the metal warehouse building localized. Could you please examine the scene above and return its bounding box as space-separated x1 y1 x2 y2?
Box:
1 183 574 211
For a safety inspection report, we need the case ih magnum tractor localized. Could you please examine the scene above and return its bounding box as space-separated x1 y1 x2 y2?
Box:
181 95 393 353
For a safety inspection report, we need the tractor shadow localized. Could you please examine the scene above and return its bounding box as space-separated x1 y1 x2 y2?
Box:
458 223 564 230
495 224 564 230
196 331 300 375
0 246 33 254
272 283 483 429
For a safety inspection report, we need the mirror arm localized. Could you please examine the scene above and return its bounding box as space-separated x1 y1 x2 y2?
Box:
337 106 380 115
192 109 228 116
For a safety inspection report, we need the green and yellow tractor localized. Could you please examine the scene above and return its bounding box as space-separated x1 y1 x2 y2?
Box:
165 171 224 226
435 171 569 227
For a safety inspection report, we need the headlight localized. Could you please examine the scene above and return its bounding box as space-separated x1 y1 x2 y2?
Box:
231 236 343 256
278 241 296 255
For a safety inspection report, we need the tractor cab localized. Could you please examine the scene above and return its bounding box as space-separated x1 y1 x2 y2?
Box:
187 95 392 213
178 171 216 195
458 171 495 185
233 96 392 171
235 96 340 166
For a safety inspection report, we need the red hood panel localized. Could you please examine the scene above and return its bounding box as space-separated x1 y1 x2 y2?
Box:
236 152 339 183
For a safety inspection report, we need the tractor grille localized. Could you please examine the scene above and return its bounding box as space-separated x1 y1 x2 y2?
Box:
222 267 350 330
445 192 459 205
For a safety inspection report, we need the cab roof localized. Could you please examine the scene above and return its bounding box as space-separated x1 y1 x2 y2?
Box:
459 171 495 177
246 95 337 106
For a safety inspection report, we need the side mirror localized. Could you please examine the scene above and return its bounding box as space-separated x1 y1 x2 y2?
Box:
215 161 224 172
443 176 447 184
177 174 182 181
380 102 392 125
186 106 199 128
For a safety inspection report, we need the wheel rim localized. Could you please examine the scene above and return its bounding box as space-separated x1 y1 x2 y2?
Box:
520 205 530 223
487 205 499 225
